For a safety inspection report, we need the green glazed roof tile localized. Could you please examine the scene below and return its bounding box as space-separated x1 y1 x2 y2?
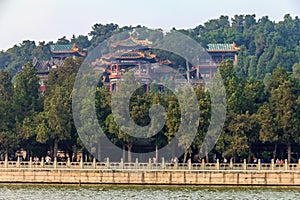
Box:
50 44 73 52
207 43 234 51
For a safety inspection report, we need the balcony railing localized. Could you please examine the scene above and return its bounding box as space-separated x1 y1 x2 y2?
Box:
0 157 299 171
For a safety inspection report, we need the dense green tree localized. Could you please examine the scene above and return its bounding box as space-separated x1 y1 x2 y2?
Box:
0 15 299 163
269 80 300 163
44 86 72 158
164 94 180 157
56 36 70 45
11 63 42 158
13 63 41 125
89 23 119 49
192 85 211 162
269 67 289 91
292 62 300 81
228 112 260 162
32 41 51 61
148 92 167 161
71 35 91 49
105 72 141 162
41 58 81 158
257 103 278 159
235 45 249 77
258 69 300 162
242 79 266 113
0 71 16 155
0 71 14 130
93 86 112 160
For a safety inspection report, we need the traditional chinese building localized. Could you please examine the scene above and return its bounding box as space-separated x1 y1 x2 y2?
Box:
34 43 87 93
105 35 157 92
199 42 239 81
91 36 239 91
50 43 87 60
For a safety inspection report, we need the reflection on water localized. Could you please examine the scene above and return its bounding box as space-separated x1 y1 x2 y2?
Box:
0 184 299 200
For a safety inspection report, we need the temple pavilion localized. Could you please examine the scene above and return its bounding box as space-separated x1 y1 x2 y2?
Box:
103 35 157 92
199 42 239 81
50 43 87 60
34 43 87 93
101 35 239 90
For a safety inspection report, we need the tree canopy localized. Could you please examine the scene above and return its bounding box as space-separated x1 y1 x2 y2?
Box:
0 14 299 163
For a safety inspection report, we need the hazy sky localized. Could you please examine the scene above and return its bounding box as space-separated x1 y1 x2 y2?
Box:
0 0 299 51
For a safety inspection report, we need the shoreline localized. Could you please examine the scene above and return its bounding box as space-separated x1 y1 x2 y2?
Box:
1 182 300 189
1 168 300 186
1 158 300 186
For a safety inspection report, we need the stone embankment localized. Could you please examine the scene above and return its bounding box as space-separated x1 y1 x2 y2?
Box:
1 157 300 186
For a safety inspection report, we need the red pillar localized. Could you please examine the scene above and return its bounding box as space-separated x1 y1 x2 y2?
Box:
146 64 149 75
146 83 149 93
109 64 113 92
138 62 141 76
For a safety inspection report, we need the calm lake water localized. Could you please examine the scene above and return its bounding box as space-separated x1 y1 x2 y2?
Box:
0 184 299 200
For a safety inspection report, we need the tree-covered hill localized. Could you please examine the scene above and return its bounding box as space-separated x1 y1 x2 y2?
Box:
0 14 300 163
0 14 299 80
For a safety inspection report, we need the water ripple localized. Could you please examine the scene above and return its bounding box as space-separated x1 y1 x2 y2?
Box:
0 185 299 200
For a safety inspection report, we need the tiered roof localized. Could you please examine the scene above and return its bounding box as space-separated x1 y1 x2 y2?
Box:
207 42 239 52
50 43 86 57
111 34 151 48
50 44 74 52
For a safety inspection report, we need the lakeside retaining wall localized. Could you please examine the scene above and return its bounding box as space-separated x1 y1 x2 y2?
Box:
1 158 300 186
1 168 300 186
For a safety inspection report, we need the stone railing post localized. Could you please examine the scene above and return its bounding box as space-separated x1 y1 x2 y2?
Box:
148 158 152 169
161 157 165 169
201 159 205 170
106 157 110 169
298 159 300 170
16 156 20 168
229 158 233 169
93 157 96 169
216 159 220 170
135 158 139 169
120 158 124 169
4 154 8 168
41 157 45 168
284 159 288 171
188 159 192 170
258 159 261 170
243 159 247 170
174 159 178 170
80 157 84 169
29 157 33 168
54 157 57 169
67 157 71 168
271 159 274 170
